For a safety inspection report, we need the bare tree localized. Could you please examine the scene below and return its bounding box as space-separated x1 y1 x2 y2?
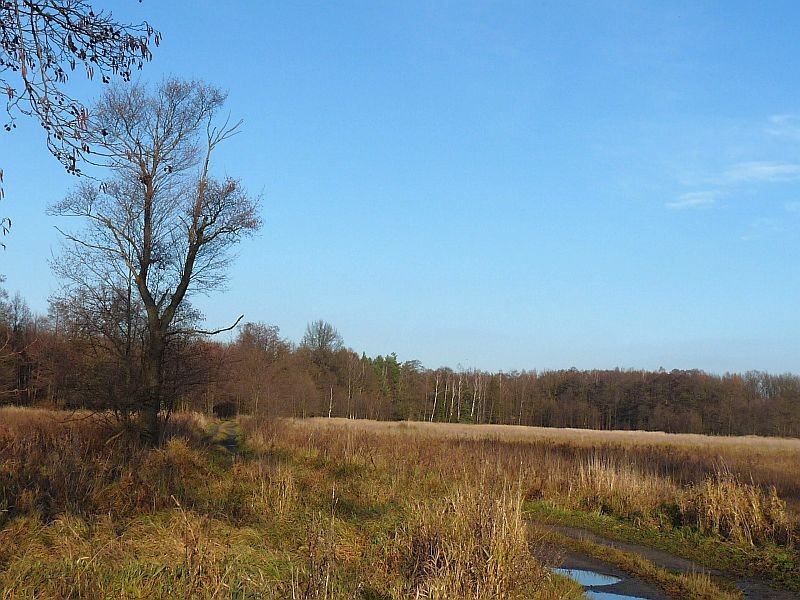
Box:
228 322 290 415
48 267 148 416
301 319 343 355
50 77 261 444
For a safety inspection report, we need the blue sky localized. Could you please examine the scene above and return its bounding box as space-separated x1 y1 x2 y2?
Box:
2 1 800 374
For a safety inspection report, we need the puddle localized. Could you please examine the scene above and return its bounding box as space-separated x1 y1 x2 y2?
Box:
553 568 621 587
553 568 650 600
585 592 649 600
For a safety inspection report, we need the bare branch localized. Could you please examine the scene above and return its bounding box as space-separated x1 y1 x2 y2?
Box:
1 1 160 176
167 314 244 338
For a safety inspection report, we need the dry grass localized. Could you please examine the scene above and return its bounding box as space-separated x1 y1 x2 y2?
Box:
290 418 799 552
302 417 800 451
571 454 677 516
242 419 554 599
304 418 800 517
0 408 568 599
679 470 793 547
2 408 798 598
403 484 536 599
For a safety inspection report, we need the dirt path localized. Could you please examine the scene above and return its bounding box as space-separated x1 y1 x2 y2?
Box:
204 419 240 453
543 524 796 599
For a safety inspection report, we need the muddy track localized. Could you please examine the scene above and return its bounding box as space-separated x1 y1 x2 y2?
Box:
537 541 671 599
541 524 795 599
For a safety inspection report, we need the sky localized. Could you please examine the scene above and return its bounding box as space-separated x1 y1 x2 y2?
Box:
2 1 800 374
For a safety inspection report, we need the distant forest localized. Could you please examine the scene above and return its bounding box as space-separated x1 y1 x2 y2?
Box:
3 288 799 438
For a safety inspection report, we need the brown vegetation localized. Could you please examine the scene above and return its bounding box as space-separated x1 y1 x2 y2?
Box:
301 418 800 518
0 408 573 598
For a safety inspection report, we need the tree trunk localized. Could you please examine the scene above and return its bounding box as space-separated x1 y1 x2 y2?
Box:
430 374 439 422
457 375 462 422
141 327 165 444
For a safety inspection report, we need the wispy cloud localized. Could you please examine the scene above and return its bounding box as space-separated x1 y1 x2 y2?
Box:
766 114 800 139
682 160 800 188
669 116 800 214
710 161 800 185
665 190 722 209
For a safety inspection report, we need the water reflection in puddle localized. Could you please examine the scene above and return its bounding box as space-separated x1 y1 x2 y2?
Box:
585 592 648 600
553 568 621 587
552 568 649 600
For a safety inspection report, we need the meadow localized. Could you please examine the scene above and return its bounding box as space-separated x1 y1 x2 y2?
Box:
1 407 798 598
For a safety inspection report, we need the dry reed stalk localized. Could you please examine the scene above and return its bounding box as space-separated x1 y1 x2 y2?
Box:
679 470 793 547
405 482 544 599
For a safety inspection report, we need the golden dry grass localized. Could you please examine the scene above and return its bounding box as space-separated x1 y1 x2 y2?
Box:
0 408 570 599
300 417 800 514
1 408 797 598
293 417 799 547
299 417 800 451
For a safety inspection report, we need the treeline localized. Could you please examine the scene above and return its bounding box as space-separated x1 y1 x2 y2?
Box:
1 287 799 437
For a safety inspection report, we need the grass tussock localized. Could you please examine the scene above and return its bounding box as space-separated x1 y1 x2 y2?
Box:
570 454 676 516
679 471 793 547
548 453 794 548
403 484 538 599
